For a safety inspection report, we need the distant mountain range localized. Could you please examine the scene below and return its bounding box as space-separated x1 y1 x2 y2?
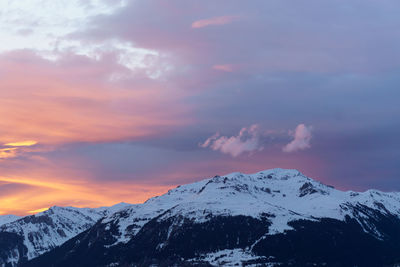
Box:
1 169 400 266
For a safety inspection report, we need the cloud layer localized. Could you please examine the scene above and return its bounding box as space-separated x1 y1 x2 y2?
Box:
0 50 189 145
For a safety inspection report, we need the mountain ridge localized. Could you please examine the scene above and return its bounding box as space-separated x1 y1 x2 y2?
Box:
0 203 130 266
2 168 400 266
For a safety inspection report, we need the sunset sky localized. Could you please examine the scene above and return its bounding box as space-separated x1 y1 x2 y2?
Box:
1 0 399 215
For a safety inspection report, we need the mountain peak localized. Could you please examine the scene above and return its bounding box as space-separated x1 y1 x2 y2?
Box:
192 168 313 197
225 168 303 180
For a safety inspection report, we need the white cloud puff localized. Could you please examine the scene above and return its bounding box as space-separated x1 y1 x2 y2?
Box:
283 124 312 153
200 124 263 157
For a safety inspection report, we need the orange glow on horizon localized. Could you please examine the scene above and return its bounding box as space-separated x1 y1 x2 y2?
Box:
0 175 172 216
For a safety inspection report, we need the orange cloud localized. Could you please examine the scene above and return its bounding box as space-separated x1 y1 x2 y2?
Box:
0 51 191 146
0 141 38 159
4 141 38 147
0 148 18 159
0 50 191 215
192 16 240 29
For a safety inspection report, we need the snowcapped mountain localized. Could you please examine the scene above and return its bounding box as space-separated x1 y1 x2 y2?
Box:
102 168 400 241
0 215 20 227
0 203 130 266
21 168 400 267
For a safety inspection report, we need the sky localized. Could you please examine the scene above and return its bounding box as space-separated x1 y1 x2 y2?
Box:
0 0 399 215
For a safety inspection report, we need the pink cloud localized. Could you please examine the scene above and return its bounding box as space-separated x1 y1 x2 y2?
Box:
191 15 240 29
0 50 191 146
283 124 312 153
200 124 263 157
212 64 235 72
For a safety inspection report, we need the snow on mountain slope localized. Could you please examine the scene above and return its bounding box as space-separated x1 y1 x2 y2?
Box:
101 168 400 245
188 248 270 266
0 215 20 226
3 168 400 266
0 203 130 265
